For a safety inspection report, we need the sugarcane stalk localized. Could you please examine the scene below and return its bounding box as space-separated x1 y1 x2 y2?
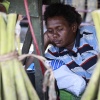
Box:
1 61 17 100
92 9 100 100
0 64 1 100
81 59 100 100
0 15 1 100
19 62 40 100
0 13 16 100
97 82 100 100
92 10 100 48
0 15 7 55
7 13 17 53
0 12 7 22
13 59 29 100
0 16 1 54
0 14 7 100
0 12 40 100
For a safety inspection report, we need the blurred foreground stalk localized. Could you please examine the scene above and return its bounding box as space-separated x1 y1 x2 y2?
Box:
0 12 39 100
81 10 100 100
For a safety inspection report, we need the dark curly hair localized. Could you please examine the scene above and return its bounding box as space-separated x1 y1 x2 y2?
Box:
44 3 82 27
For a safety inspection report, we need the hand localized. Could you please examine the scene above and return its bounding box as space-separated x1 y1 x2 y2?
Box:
44 31 56 50
44 31 52 50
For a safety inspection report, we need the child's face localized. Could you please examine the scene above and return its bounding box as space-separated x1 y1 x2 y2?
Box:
46 16 77 48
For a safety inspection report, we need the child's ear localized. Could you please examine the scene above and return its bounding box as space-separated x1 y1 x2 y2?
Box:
72 23 78 33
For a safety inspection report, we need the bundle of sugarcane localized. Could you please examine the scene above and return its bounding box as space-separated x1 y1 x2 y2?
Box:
81 10 100 100
19 52 57 100
0 12 39 100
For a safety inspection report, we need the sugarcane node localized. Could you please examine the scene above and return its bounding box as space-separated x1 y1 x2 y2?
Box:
0 51 19 62
0 50 51 70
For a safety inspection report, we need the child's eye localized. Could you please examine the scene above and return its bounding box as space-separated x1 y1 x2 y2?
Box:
57 27 63 31
47 29 53 34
